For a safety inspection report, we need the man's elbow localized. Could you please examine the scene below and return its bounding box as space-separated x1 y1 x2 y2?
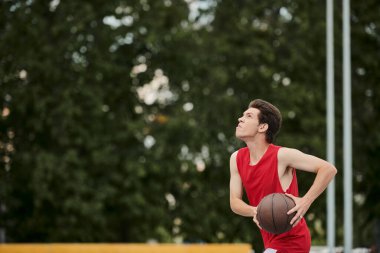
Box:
330 164 338 176
327 164 338 179
230 198 238 214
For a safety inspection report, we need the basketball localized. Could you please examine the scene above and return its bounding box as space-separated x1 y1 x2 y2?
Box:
256 193 296 234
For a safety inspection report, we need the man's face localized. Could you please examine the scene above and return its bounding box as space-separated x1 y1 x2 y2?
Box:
235 108 261 139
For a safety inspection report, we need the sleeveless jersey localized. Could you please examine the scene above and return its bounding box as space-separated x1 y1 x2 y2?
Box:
236 144 311 253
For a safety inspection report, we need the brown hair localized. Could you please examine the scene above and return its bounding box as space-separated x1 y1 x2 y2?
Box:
249 99 282 143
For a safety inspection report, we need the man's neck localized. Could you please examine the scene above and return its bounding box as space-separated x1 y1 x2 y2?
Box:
246 140 270 166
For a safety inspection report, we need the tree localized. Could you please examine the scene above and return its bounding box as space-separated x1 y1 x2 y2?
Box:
1 0 379 251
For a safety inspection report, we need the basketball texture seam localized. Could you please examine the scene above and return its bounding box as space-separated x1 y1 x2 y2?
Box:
271 194 277 233
280 193 290 233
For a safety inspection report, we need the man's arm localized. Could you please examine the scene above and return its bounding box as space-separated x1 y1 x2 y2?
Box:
278 148 337 225
229 151 258 221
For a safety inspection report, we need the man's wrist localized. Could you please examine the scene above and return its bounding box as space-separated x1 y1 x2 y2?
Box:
250 206 256 217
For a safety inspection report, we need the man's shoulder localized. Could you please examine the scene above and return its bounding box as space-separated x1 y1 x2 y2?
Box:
277 146 299 154
277 146 304 164
236 146 249 155
230 147 248 160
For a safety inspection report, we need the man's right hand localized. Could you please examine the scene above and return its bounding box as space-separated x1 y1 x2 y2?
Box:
252 206 262 229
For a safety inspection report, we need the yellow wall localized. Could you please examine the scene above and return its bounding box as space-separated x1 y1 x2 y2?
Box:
0 243 252 253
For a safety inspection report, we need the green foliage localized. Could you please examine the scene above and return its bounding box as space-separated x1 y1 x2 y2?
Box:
349 0 380 247
0 0 379 251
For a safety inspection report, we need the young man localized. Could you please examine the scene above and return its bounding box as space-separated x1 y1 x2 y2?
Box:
230 99 337 253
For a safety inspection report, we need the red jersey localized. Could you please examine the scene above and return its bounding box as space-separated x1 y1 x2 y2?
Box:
236 144 311 253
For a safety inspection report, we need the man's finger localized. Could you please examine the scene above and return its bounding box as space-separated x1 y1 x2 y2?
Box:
287 207 296 215
292 215 303 227
290 213 303 225
252 217 262 229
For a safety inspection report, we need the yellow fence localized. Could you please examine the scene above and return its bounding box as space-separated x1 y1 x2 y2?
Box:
0 243 252 253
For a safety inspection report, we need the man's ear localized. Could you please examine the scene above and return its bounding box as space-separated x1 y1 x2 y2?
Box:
258 123 268 133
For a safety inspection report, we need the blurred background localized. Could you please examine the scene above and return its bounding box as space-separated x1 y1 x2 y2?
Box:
0 0 379 252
